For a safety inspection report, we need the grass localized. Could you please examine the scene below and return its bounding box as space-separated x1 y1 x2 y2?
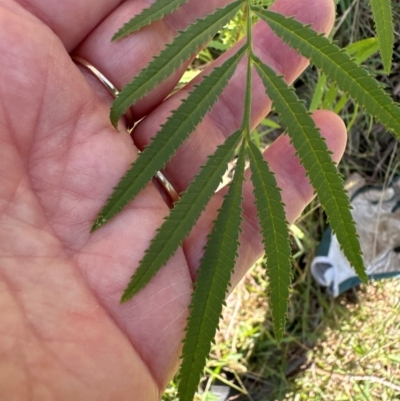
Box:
164 259 400 400
294 280 400 401
163 0 400 399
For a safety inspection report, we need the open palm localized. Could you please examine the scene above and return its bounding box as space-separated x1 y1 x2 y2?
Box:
0 0 346 399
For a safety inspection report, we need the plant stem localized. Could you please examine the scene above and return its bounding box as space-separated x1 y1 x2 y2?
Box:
243 0 253 144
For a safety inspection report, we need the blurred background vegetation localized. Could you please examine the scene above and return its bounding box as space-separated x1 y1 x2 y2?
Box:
164 0 400 399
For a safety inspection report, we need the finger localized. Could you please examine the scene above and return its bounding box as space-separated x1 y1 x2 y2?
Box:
132 0 335 192
184 110 348 286
73 0 234 120
73 0 334 124
11 0 124 51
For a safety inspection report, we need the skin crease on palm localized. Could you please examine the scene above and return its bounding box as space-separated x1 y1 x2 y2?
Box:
0 0 346 399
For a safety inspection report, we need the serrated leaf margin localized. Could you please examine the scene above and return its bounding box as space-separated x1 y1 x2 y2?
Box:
111 0 245 126
177 142 246 401
247 138 292 342
93 46 246 231
253 7 400 139
121 129 242 301
112 0 191 41
253 54 367 283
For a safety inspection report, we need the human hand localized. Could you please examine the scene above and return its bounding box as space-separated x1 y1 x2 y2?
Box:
0 0 346 399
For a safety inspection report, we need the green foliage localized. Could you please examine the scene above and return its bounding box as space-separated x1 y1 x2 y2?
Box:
247 138 292 342
110 0 244 126
309 38 380 112
121 129 242 301
253 8 400 139
369 0 394 73
253 56 366 283
91 0 400 399
207 8 247 52
178 143 246 401
346 38 380 64
92 46 246 232
112 0 191 41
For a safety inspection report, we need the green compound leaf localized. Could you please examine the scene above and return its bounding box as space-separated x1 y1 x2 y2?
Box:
110 0 244 126
253 7 400 140
92 46 246 232
370 0 394 73
121 129 242 302
253 55 367 283
247 138 292 342
112 0 191 41
178 143 246 401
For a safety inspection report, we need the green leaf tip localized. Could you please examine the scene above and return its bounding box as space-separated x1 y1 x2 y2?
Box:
90 217 105 233
177 143 246 401
370 0 394 74
112 0 191 41
110 0 245 126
